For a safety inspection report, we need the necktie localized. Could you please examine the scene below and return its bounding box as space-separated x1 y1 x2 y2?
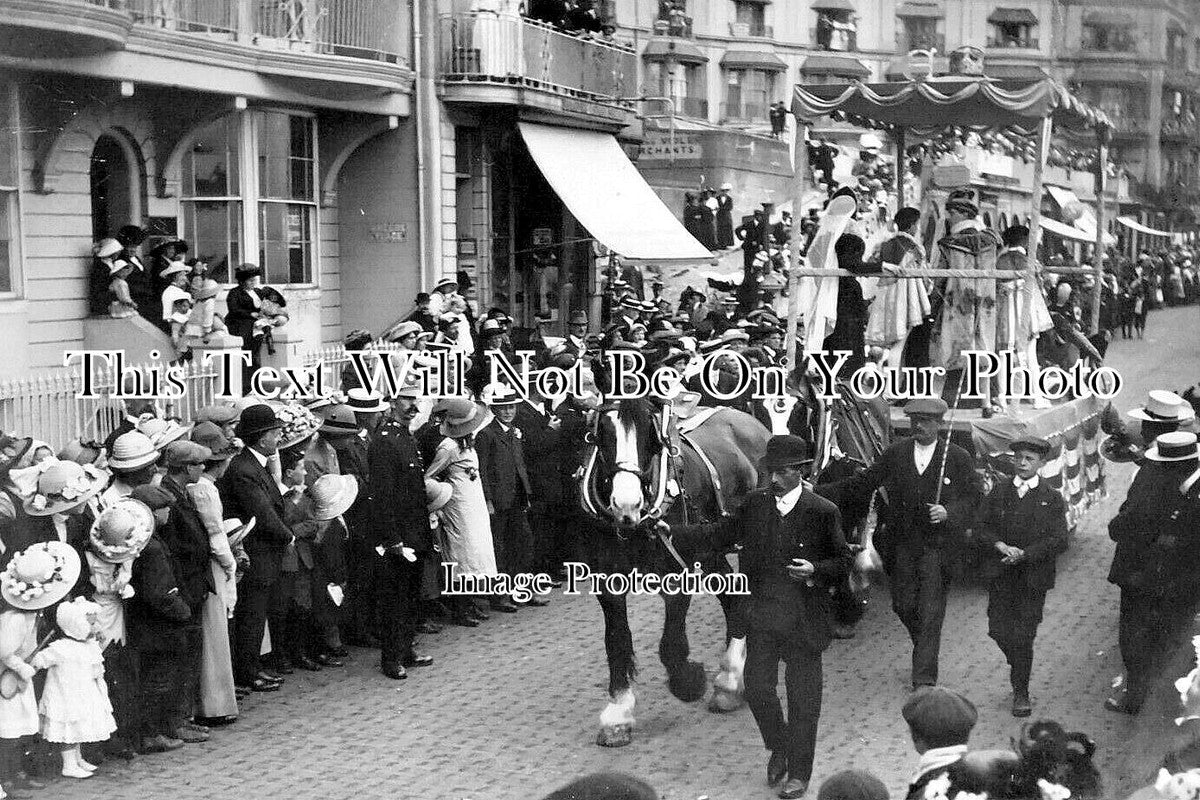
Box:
1016 480 1029 498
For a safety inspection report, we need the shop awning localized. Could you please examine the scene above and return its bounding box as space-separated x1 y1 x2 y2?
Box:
801 55 870 78
985 64 1049 81
642 39 708 64
1044 186 1116 245
1039 218 1095 243
721 50 788 71
896 2 943 18
516 122 713 264
1118 216 1174 237
988 8 1038 25
813 0 854 10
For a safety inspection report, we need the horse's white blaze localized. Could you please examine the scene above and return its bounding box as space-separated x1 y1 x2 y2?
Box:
599 688 636 727
607 409 644 523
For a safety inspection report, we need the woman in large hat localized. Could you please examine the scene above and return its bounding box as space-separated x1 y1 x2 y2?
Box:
306 474 356 665
0 541 81 788
77 497 153 759
7 460 108 559
424 398 497 625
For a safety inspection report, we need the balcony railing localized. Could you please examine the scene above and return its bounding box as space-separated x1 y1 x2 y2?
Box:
729 22 772 38
986 36 1039 49
678 96 708 118
128 0 404 62
810 27 857 53
896 31 944 53
652 15 693 38
439 13 637 103
720 100 767 122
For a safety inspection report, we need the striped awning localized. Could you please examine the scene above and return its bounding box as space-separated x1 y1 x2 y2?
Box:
642 39 708 64
989 8 1038 25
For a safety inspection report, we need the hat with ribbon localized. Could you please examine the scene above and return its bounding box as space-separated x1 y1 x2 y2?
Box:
93 238 122 259
310 474 359 521
0 542 81 610
108 431 160 472
344 328 374 351
317 404 360 437
619 296 642 311
433 277 459 293
763 435 812 470
1129 390 1196 423
275 403 321 451
719 328 750 345
108 258 132 276
235 403 285 439
346 388 390 413
21 460 108 516
1146 431 1200 463
440 401 494 439
234 263 262 282
224 517 256 550
384 321 423 343
137 417 192 451
89 497 155 564
481 382 521 407
159 262 190 280
479 318 505 339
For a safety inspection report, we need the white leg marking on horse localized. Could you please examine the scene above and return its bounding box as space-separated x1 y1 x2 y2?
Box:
600 688 637 727
709 636 747 712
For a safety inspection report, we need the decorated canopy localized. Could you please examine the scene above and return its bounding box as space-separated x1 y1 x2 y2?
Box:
791 76 1114 136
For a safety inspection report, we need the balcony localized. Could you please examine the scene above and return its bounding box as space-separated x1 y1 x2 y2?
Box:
720 100 767 122
652 16 693 39
0 0 133 57
896 31 944 53
986 36 1039 50
678 96 708 118
729 22 773 38
810 28 858 53
438 13 638 127
1160 118 1199 142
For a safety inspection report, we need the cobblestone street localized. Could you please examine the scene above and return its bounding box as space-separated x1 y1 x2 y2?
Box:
50 308 1200 800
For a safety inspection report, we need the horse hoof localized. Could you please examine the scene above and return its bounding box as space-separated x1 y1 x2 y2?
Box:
708 688 745 713
597 723 633 747
667 661 708 703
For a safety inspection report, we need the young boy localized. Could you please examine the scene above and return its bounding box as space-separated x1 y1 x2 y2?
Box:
974 435 1068 717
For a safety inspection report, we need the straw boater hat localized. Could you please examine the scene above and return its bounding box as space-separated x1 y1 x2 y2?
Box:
21 460 108 516
346 387 390 413
1145 431 1200 463
93 238 122 259
89 497 155 564
433 277 458 293
1129 390 1197 423
425 478 452 513
159 262 190 280
224 517 256 550
108 431 160 472
0 541 81 610
310 474 358 521
481 382 520 407
440 400 493 439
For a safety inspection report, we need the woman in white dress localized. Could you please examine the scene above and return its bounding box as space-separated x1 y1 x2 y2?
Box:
424 398 496 626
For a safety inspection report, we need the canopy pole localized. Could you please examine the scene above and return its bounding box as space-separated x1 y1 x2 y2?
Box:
1027 116 1053 280
785 119 810 371
1091 138 1109 334
894 127 906 210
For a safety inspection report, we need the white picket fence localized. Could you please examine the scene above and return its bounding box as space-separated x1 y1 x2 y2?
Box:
0 342 410 448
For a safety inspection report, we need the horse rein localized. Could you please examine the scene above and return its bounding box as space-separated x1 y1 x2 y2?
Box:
580 403 679 534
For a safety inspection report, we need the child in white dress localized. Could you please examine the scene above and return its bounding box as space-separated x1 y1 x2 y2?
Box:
31 597 116 779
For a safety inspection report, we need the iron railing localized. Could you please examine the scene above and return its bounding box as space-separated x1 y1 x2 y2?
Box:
729 22 772 38
128 0 404 62
439 13 637 102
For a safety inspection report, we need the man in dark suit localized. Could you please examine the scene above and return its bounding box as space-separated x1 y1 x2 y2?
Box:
1106 431 1200 715
515 378 566 582
217 404 293 693
821 398 981 690
476 384 544 611
562 310 589 361
368 385 435 679
973 436 1068 717
224 264 267 388
735 211 766 275
663 435 850 800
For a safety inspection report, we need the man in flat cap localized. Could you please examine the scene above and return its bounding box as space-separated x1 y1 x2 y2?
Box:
974 435 1068 717
662 435 851 799
821 397 981 690
902 686 978 799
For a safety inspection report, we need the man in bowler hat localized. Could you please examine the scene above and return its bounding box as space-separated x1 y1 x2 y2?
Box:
973 435 1067 717
662 435 850 799
821 398 981 690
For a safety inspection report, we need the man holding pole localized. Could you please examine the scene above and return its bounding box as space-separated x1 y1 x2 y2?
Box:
820 398 981 690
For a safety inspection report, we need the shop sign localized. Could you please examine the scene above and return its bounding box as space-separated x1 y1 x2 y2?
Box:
368 223 409 243
531 227 553 246
638 134 702 161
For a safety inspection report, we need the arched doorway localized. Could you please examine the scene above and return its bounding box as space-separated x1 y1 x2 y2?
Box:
90 133 143 240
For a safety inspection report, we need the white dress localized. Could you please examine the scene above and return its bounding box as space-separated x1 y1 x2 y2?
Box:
0 609 39 739
425 438 497 578
31 638 117 744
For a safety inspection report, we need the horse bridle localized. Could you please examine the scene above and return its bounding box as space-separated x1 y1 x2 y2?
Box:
580 402 678 532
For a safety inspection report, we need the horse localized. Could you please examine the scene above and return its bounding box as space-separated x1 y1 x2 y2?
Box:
578 393 770 746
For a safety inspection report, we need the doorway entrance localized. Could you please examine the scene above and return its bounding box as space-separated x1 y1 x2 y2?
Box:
90 133 142 240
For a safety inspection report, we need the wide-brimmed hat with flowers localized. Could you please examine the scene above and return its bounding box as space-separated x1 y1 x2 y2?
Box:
89 497 155 564
137 417 192 451
275 403 321 451
0 541 81 610
310 474 358 521
17 459 108 516
439 401 493 439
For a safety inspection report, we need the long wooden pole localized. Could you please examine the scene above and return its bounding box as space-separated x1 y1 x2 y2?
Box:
895 127 906 210
785 120 810 370
1091 139 1109 334
1027 116 1053 280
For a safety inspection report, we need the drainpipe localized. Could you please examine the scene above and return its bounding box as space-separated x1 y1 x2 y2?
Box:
413 0 443 290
